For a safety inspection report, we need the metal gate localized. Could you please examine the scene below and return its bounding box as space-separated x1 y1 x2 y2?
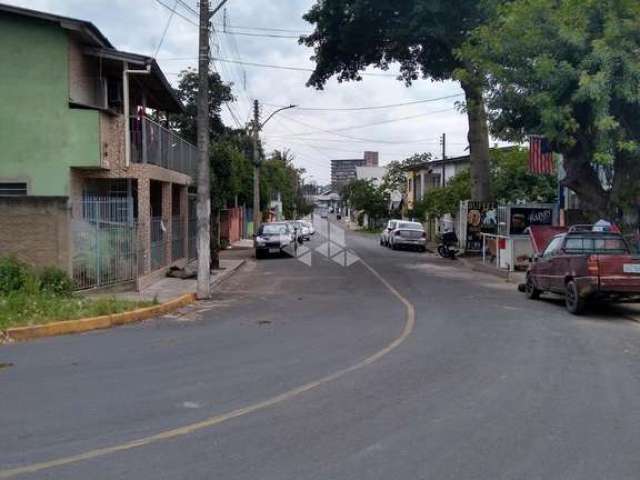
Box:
72 196 138 290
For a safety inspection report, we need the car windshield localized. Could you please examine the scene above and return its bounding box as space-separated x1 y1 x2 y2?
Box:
397 222 423 230
564 235 629 254
261 224 288 235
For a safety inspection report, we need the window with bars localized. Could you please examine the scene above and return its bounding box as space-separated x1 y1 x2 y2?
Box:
0 182 27 196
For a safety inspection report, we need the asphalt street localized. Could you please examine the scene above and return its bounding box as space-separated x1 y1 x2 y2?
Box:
2 220 640 479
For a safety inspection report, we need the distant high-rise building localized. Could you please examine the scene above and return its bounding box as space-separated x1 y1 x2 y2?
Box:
331 151 379 192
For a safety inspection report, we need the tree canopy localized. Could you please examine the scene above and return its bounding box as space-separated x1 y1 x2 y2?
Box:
464 0 640 222
342 179 388 224
300 0 503 201
169 68 233 144
413 147 557 219
261 150 313 219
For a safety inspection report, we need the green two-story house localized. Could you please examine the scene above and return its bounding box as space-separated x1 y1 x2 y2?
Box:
0 3 198 289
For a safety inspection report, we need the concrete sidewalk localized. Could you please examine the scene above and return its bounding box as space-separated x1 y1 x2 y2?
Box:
114 246 252 303
457 254 526 285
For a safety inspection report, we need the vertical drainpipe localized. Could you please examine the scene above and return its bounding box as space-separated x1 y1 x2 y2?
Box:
123 61 130 168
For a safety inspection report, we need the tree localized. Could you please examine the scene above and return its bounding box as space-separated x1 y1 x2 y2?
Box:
419 170 471 219
169 68 233 144
300 0 501 201
464 0 640 223
491 148 557 204
417 147 557 218
342 179 387 225
260 150 310 220
382 153 431 194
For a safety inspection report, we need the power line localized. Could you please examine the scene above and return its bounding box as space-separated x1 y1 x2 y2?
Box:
214 22 310 34
269 114 453 145
153 0 179 58
262 94 463 112
220 30 300 39
158 57 398 77
175 0 198 17
154 0 198 26
275 107 458 138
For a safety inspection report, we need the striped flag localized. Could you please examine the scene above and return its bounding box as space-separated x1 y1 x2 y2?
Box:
529 135 554 174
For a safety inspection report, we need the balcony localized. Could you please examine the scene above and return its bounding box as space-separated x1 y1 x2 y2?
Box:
130 116 198 178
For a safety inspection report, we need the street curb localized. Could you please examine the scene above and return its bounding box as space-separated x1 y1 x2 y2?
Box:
3 293 197 343
457 256 520 284
1 260 247 344
211 259 246 288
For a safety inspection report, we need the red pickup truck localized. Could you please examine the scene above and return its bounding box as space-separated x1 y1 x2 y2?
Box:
524 227 640 314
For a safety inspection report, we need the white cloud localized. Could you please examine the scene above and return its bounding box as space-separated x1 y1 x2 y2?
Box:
6 0 491 185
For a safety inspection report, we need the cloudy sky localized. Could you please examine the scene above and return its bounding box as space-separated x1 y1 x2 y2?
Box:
7 0 481 185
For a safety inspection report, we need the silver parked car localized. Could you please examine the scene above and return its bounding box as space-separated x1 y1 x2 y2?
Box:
389 221 426 252
254 222 297 259
380 219 400 247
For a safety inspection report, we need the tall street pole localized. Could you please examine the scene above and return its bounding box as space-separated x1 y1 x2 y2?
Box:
251 101 297 234
196 0 211 299
252 100 261 233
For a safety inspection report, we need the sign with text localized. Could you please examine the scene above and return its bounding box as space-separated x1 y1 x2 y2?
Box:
509 207 554 235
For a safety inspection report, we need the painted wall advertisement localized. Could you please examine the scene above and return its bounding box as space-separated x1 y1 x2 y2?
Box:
466 201 497 251
509 207 554 235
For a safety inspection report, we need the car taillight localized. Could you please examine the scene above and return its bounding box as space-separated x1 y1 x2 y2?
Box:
395 231 401 236
421 231 426 238
587 255 599 275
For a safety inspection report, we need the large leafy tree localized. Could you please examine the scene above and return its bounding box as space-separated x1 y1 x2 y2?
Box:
382 153 432 194
261 150 311 219
300 0 501 201
464 0 640 223
342 179 388 224
169 68 233 144
414 147 557 219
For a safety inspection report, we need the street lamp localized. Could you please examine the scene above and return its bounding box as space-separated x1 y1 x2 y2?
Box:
251 101 297 233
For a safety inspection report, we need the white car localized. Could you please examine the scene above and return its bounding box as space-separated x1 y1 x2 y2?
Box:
300 220 315 237
389 221 427 252
380 219 400 247
291 220 311 241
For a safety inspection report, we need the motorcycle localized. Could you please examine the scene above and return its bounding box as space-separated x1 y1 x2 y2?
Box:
437 231 459 259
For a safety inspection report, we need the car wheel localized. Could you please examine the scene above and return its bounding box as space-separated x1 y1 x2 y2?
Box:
420 246 426 253
565 280 586 315
255 250 263 260
380 238 384 246
525 274 541 300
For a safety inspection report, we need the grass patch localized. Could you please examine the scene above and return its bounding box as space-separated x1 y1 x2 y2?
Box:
0 292 155 330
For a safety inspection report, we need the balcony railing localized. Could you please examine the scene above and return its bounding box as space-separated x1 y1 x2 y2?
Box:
130 116 198 178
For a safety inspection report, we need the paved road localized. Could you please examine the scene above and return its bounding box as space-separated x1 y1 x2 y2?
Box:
2 222 640 479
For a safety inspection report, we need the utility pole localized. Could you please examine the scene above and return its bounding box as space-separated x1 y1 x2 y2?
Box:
196 0 211 299
251 100 297 233
440 133 447 188
252 100 261 233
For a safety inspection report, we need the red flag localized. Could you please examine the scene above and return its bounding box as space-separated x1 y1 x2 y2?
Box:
529 136 554 174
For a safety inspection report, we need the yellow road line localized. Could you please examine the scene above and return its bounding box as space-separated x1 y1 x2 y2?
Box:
0 258 415 479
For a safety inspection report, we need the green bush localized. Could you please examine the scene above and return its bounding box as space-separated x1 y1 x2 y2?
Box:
39 267 74 296
0 257 30 294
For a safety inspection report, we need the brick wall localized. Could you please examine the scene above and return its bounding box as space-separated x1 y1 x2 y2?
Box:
0 197 71 272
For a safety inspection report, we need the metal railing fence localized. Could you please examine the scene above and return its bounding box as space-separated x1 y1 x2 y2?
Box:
150 217 167 271
172 216 185 261
130 116 198 178
72 196 138 290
